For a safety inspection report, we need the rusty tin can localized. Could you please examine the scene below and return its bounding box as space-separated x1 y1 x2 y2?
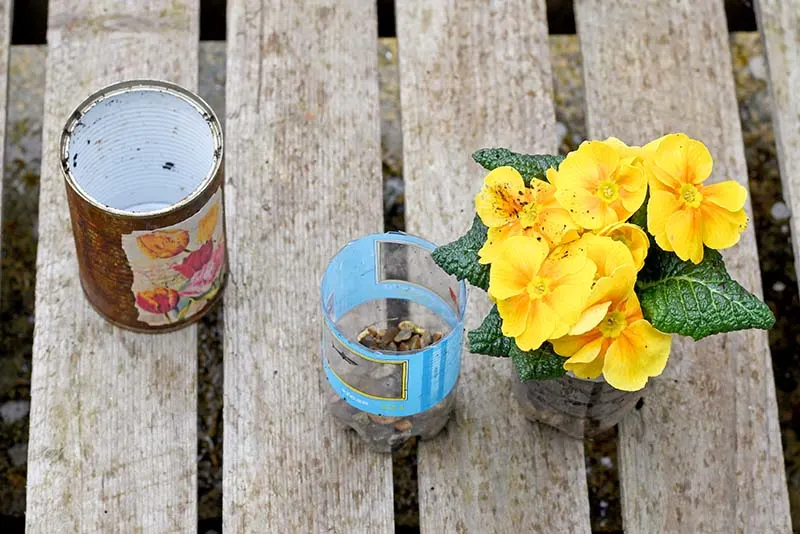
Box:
60 80 226 332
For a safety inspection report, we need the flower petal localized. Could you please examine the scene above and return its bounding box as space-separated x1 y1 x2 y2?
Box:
528 179 554 198
545 166 560 187
488 263 528 300
603 319 671 391
542 251 591 282
649 133 690 188
538 207 581 245
478 223 527 265
620 292 645 322
666 208 704 264
604 136 641 160
565 353 605 380
515 301 556 351
551 332 595 356
475 166 527 228
599 222 650 271
685 139 713 184
588 264 637 307
642 135 665 154
557 144 606 190
564 336 607 379
603 202 625 228
702 181 747 212
556 188 606 230
699 204 745 250
546 258 597 325
619 171 647 214
581 234 635 279
579 140 620 182
647 190 680 251
567 336 604 364
570 301 612 335
498 294 531 338
616 163 646 192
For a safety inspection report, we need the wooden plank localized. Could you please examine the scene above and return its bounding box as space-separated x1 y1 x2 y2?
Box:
222 1 394 531
575 0 791 531
755 0 800 289
396 1 591 531
25 1 200 532
0 0 11 279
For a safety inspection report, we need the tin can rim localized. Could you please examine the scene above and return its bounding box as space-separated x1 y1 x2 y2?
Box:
60 79 224 219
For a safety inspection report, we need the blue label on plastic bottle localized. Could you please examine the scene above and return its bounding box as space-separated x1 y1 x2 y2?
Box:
322 318 462 417
320 232 467 418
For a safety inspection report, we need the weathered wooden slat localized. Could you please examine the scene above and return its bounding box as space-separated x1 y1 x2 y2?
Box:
755 0 800 289
396 1 591 531
222 1 394 531
0 0 11 278
575 0 791 531
25 1 199 532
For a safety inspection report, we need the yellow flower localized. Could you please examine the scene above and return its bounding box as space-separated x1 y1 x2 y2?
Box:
643 133 748 264
475 166 529 227
563 234 637 336
197 201 220 243
547 138 647 230
551 273 672 392
476 167 580 264
488 235 596 351
598 222 650 271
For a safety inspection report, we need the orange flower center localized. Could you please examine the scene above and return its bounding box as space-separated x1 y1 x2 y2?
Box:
679 183 703 208
519 202 539 228
598 310 627 338
526 276 550 300
596 180 619 204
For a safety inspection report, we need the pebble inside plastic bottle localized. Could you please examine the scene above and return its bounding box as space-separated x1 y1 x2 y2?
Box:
320 233 467 452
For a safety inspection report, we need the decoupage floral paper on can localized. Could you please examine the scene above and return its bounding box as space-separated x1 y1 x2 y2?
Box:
121 188 226 326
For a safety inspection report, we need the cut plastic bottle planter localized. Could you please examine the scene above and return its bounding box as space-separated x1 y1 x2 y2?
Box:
321 233 467 452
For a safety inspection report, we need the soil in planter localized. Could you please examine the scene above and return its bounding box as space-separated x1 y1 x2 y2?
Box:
326 319 455 453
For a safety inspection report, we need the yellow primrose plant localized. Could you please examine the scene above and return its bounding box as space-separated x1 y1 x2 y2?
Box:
432 134 774 392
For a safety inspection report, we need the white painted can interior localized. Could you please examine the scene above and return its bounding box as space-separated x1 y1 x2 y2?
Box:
64 87 219 214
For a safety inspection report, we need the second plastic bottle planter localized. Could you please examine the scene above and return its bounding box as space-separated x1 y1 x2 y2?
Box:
320 233 467 452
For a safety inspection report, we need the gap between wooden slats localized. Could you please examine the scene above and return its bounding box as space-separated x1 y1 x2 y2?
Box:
395 1 591 532
0 0 11 281
575 0 791 531
754 0 800 291
25 1 200 532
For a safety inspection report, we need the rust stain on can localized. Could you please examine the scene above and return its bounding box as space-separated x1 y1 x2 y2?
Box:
61 79 227 332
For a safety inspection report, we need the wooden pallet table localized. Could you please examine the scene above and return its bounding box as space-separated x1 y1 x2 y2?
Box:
7 0 789 532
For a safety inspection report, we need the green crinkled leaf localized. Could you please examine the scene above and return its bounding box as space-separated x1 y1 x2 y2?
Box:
472 148 564 186
467 305 514 357
509 343 566 381
431 215 490 291
636 247 775 340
